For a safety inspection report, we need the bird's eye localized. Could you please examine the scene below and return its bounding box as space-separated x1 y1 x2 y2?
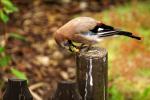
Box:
63 41 69 46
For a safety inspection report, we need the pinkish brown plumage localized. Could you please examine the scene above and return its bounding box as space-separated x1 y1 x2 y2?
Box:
54 17 97 44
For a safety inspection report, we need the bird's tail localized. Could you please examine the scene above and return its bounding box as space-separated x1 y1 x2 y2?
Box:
97 30 141 40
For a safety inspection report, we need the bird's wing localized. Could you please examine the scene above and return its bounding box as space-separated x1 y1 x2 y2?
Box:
84 23 141 40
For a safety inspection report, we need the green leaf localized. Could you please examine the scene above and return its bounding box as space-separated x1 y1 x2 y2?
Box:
0 55 11 67
3 7 15 14
11 68 28 80
9 33 27 41
1 0 18 12
0 10 9 23
3 5 18 14
109 86 124 100
140 86 150 99
0 46 5 53
135 86 150 100
1 0 13 7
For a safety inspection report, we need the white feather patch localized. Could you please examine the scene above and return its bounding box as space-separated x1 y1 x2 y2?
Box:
98 28 104 31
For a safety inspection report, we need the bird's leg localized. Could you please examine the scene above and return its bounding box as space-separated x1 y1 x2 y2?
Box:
87 44 92 51
69 46 73 52
78 43 85 52
79 43 84 49
78 43 91 52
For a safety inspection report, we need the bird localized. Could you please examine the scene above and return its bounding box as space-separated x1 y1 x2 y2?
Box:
54 17 141 52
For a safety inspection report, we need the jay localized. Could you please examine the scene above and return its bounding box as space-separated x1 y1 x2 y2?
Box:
54 17 141 52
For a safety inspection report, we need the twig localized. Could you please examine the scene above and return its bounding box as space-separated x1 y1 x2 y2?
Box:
29 82 48 100
29 82 48 90
30 90 43 100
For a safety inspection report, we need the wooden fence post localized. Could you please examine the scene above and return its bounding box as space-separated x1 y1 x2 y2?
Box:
76 47 108 100
52 81 82 100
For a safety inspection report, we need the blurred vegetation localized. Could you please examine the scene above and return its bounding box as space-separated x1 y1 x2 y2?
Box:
0 0 150 99
0 0 27 81
97 1 150 100
0 0 18 23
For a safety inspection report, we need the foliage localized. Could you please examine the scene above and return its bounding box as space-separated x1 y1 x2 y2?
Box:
0 1 27 80
0 10 9 23
99 1 150 100
9 32 27 41
133 86 150 100
0 55 11 67
0 45 28 81
109 86 124 100
0 46 5 53
10 68 28 80
0 0 18 23
140 87 150 100
0 46 11 67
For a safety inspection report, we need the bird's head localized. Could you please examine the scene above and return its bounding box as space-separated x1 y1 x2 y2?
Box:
54 30 66 48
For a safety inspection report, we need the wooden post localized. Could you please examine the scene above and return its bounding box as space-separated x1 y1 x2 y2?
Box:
51 81 82 100
76 47 108 100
